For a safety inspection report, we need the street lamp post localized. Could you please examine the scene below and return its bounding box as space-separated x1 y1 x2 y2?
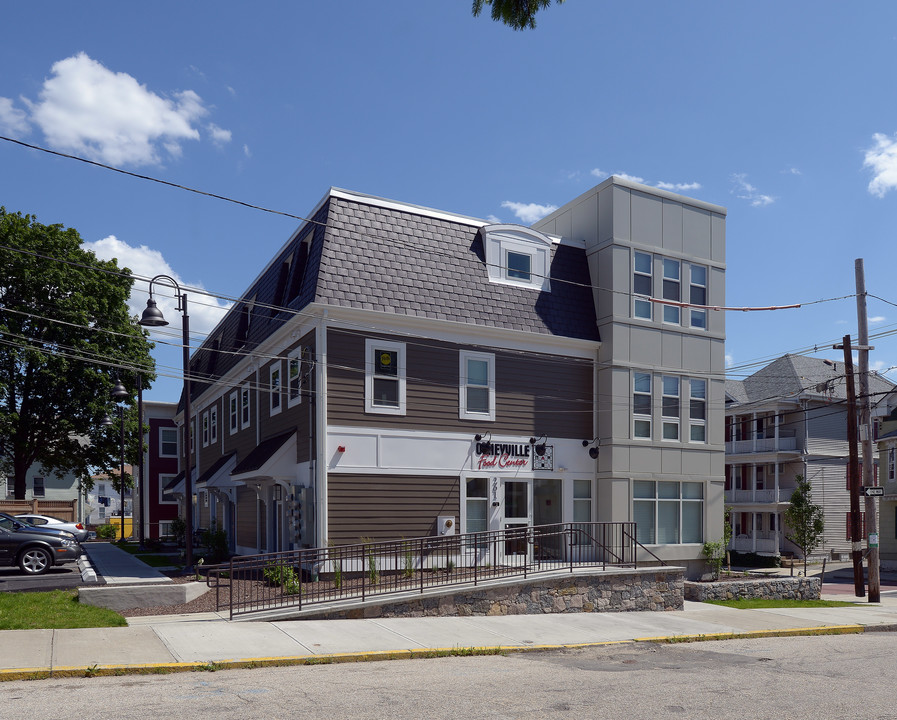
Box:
110 379 129 541
139 275 193 571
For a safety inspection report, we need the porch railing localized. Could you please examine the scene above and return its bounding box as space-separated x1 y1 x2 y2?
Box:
206 521 638 620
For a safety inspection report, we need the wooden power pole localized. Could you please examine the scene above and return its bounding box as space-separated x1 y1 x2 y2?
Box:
839 336 866 597
855 258 881 603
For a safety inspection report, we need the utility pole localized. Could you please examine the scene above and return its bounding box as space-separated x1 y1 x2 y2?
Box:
838 336 866 597
855 258 881 603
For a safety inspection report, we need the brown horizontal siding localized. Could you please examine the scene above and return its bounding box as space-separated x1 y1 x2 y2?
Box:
327 329 592 438
236 486 256 548
327 474 459 545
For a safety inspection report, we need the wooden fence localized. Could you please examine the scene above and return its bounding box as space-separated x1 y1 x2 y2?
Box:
0 499 78 521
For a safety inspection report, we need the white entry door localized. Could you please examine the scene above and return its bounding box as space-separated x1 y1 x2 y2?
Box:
502 479 532 561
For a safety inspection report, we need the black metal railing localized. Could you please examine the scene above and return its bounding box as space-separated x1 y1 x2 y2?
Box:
206 521 640 619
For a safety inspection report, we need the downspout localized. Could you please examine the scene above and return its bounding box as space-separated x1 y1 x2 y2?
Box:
315 310 328 548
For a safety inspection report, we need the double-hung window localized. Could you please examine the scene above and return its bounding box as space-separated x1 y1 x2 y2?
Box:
270 362 282 416
633 480 703 545
633 251 652 319
202 412 210 447
506 251 532 281
288 348 303 408
689 379 706 442
459 351 495 421
365 339 406 415
662 258 681 324
633 372 652 439
240 383 251 429
32 477 45 498
160 427 178 457
229 391 239 435
209 406 218 445
689 264 708 329
661 376 680 440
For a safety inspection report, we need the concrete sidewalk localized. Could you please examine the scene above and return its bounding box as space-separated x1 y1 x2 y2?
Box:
3 546 897 680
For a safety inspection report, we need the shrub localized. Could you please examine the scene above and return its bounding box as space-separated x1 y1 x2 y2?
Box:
170 516 187 547
263 562 301 595
97 524 117 540
201 527 229 563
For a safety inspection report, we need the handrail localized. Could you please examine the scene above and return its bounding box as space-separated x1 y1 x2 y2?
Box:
205 521 640 619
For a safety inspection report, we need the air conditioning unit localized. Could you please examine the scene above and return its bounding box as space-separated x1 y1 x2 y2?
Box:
437 515 455 536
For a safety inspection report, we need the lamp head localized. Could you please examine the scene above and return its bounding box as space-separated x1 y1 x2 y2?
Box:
110 379 128 400
100 413 113 427
139 297 169 327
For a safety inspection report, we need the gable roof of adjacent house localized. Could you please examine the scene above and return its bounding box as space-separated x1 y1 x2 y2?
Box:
187 188 599 402
726 353 896 410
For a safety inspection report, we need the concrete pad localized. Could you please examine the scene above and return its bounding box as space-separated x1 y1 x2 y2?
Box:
369 616 520 650
0 629 53 670
151 621 309 662
79 582 208 612
753 605 897 627
52 626 176 668
274 618 426 655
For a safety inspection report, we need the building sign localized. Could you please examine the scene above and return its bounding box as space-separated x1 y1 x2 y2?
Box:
475 442 530 470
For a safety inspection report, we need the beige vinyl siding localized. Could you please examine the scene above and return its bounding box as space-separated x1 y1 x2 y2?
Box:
328 475 459 545
327 329 592 438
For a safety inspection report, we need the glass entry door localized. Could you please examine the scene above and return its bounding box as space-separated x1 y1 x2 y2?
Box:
502 480 531 560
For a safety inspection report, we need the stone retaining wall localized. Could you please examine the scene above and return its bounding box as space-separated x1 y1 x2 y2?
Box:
683 576 820 602
300 568 684 620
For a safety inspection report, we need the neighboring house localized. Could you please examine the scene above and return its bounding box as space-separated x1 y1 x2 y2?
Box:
141 401 180 540
876 400 897 569
84 465 132 533
0 464 82 522
725 354 896 561
169 177 727 577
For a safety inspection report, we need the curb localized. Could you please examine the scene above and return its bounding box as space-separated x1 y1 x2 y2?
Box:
0 623 880 683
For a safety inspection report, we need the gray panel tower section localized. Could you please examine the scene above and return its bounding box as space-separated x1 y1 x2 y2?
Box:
534 176 727 563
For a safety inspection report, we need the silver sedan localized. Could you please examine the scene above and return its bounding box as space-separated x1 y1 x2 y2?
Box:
15 514 89 543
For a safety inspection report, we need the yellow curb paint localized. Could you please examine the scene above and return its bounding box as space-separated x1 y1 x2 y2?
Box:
0 625 882 682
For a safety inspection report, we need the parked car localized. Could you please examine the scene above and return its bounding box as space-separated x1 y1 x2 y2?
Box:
15 514 89 543
0 512 82 575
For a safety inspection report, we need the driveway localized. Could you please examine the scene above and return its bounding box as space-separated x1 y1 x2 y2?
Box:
0 564 89 592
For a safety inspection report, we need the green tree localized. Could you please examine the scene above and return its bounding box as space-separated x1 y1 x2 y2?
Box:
0 208 155 498
784 475 825 576
472 0 564 30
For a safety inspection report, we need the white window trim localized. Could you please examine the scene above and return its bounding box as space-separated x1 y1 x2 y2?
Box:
459 350 495 421
240 383 251 429
688 378 707 444
661 375 680 442
483 225 552 292
364 338 406 415
688 263 708 330
202 411 210 448
229 391 239 435
633 250 653 320
288 347 303 409
159 473 178 505
159 427 179 458
633 371 652 440
270 361 283 417
210 406 218 445
662 258 681 325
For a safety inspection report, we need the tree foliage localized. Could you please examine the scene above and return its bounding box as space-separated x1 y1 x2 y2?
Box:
0 208 155 498
784 475 825 576
471 0 563 30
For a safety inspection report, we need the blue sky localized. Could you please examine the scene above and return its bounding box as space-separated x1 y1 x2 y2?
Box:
3 2 897 402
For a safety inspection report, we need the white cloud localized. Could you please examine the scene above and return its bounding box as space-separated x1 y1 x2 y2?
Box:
0 97 30 136
590 168 609 180
22 53 229 167
725 354 734 368
783 167 801 175
500 201 558 224
864 132 897 197
82 235 231 337
208 123 232 146
485 214 502 224
242 144 251 158
731 173 774 206
655 181 702 192
615 173 645 184
869 315 886 324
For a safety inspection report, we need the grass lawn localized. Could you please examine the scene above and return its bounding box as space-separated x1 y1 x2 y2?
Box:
0 590 127 629
706 598 856 609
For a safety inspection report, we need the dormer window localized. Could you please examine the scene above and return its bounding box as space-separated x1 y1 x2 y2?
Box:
481 224 552 292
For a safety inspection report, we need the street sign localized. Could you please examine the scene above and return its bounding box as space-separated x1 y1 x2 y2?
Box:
862 486 884 497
